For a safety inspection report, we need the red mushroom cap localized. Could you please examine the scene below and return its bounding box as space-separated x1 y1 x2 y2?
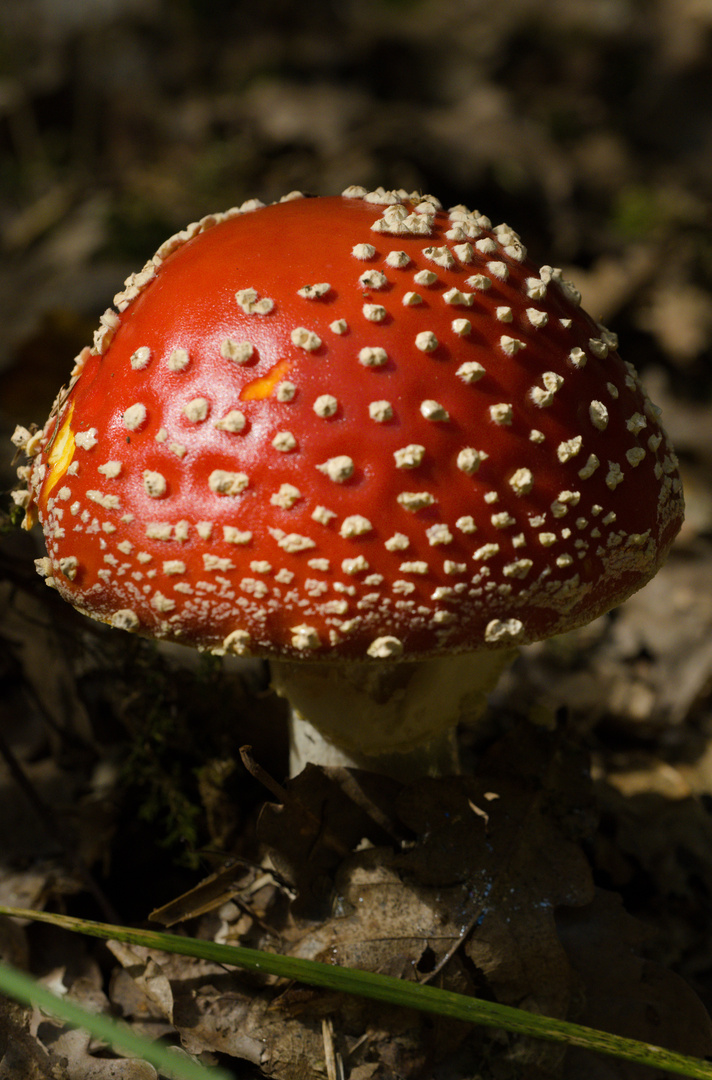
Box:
24 187 684 660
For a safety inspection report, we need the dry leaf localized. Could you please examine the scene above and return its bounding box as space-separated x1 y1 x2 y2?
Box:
558 888 712 1078
257 764 403 918
258 726 598 1077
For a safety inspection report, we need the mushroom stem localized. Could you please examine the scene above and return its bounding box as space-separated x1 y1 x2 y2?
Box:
270 650 517 780
288 714 461 781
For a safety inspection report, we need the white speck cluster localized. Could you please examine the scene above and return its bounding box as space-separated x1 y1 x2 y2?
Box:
17 187 684 662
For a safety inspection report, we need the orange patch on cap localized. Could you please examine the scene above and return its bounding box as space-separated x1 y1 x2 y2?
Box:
39 403 76 508
240 358 292 401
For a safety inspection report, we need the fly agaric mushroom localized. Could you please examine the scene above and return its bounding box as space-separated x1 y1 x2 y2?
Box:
13 187 684 778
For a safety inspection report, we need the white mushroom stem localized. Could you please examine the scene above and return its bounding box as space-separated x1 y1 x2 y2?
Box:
270 650 518 780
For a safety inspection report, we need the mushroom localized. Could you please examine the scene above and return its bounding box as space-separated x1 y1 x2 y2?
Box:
14 187 684 779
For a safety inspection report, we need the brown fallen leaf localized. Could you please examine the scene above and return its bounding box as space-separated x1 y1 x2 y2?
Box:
558 888 712 1078
257 763 404 918
256 725 596 1076
290 843 473 980
593 780 712 982
394 725 596 1014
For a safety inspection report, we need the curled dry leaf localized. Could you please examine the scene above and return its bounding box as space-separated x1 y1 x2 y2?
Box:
257 764 404 918
40 1025 159 1080
558 888 712 1078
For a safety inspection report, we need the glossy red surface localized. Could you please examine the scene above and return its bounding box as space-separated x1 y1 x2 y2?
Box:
29 193 684 659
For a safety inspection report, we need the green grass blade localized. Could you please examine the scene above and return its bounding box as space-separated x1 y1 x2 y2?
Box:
1 905 711 1079
0 957 234 1080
